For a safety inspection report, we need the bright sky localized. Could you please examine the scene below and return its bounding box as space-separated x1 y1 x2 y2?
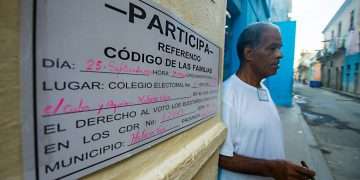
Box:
292 0 345 62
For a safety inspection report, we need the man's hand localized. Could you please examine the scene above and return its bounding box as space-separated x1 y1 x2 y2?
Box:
270 160 316 180
219 154 316 179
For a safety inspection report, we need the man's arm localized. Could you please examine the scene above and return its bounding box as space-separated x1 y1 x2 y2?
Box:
219 154 315 180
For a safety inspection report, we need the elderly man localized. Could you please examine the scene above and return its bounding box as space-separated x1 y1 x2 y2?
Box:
218 22 316 180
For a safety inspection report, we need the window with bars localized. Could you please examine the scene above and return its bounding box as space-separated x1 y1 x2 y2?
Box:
338 22 342 37
349 10 354 31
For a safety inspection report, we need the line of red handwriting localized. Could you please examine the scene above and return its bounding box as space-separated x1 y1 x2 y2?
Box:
42 95 172 116
171 70 187 78
160 108 185 123
85 59 152 76
129 127 167 145
84 59 189 78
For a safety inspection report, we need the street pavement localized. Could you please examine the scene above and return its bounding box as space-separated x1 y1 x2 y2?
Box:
292 82 360 180
277 103 333 180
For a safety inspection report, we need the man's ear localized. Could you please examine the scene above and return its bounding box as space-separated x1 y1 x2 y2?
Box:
243 47 254 62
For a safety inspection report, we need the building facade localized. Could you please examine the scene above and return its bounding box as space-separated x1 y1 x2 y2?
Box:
320 0 360 94
296 51 317 84
320 49 345 90
270 0 292 22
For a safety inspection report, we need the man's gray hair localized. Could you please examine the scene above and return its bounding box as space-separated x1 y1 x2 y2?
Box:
236 22 279 62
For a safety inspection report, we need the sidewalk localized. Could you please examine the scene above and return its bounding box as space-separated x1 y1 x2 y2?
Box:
277 104 334 180
321 87 360 100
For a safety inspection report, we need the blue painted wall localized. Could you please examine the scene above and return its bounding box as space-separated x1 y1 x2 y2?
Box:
343 52 360 91
224 0 295 106
265 21 296 107
224 0 271 81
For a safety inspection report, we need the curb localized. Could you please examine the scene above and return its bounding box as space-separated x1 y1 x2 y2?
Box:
321 87 360 100
294 104 334 180
279 103 334 180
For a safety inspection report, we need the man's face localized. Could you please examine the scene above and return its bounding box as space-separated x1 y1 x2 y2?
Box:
250 27 283 78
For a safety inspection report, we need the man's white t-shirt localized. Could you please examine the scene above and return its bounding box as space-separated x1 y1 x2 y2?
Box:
218 74 285 180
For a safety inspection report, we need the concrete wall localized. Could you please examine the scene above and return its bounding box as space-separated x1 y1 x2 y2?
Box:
0 0 227 179
321 51 345 90
312 62 322 81
0 0 22 179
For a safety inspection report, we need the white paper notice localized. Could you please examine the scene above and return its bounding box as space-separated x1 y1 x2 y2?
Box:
24 0 220 179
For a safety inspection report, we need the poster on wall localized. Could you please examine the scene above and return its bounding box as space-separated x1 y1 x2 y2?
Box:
23 0 220 179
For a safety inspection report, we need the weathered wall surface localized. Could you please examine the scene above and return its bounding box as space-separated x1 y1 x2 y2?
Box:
0 0 22 179
312 63 322 81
